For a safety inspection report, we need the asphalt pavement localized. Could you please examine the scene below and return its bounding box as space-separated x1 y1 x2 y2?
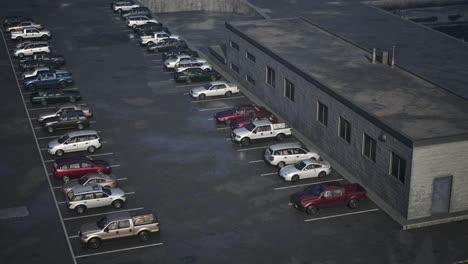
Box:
1 0 468 264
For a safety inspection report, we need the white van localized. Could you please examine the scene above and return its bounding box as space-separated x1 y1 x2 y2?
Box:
47 130 101 156
264 143 320 168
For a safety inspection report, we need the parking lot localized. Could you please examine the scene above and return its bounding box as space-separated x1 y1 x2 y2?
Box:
2 0 468 264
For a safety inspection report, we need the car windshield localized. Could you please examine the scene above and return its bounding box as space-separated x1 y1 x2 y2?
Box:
305 185 323 196
58 134 69 144
102 188 111 196
67 191 74 201
245 123 256 131
294 161 307 170
203 84 211 90
78 176 88 185
241 113 254 121
97 217 109 229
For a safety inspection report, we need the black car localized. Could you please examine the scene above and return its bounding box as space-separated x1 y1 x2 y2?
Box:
42 110 89 133
3 16 32 28
120 7 151 19
147 39 187 53
174 68 221 83
20 60 61 72
133 22 169 35
19 52 65 67
162 48 198 61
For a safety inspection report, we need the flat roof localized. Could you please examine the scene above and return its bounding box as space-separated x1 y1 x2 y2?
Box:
227 18 468 146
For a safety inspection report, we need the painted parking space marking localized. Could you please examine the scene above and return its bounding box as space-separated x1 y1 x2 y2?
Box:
110 164 121 168
125 192 135 195
86 152 114 158
274 179 344 191
208 118 215 120
237 146 269 152
216 127 231 130
63 207 144 221
151 59 161 62
176 83 204 88
198 106 231 112
248 160 264 164
116 177 128 181
191 96 245 103
69 235 79 239
28 107 57 111
304 208 380 222
37 135 60 140
260 172 277 176
75 242 163 259
53 186 62 189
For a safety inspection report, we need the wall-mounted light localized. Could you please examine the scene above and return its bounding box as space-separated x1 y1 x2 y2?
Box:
379 134 387 142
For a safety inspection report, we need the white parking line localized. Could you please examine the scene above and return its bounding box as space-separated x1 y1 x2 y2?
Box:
151 59 161 62
63 207 144 221
33 126 41 129
69 235 79 239
198 106 231 112
226 138 232 141
208 118 215 120
41 148 48 151
183 92 189 95
116 177 128 181
151 65 165 68
110 164 121 168
30 117 37 120
260 172 277 176
274 179 344 191
248 160 264 164
237 146 268 151
125 192 135 195
175 83 203 88
0 30 78 264
27 107 56 111
216 127 231 130
24 100 30 103
191 96 245 103
53 186 62 189
75 242 163 259
58 201 66 204
90 121 97 124
86 152 114 158
304 208 380 222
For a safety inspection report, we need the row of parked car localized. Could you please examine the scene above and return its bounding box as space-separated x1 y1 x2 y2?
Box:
3 11 160 250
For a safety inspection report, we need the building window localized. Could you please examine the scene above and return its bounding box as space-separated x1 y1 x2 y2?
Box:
266 66 275 88
339 117 351 143
231 63 239 73
284 78 295 102
246 52 256 63
230 41 239 51
317 102 328 126
246 75 255 85
363 134 376 162
390 152 406 183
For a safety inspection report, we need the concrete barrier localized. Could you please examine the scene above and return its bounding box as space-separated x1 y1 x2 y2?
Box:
138 0 260 16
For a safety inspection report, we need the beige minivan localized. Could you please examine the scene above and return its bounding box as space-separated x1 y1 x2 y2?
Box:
264 143 320 168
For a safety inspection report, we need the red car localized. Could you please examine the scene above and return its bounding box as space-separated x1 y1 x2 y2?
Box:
291 182 367 215
230 111 278 129
52 156 111 182
214 104 265 125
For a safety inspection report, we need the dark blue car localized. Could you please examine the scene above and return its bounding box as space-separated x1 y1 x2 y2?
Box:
23 70 74 91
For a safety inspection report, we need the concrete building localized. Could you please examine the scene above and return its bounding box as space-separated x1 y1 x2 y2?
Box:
219 18 468 227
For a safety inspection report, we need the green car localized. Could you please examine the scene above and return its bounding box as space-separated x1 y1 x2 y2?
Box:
30 89 81 105
174 68 221 83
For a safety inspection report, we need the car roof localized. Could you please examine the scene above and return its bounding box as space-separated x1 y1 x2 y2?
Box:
82 172 112 179
54 69 70 74
66 130 98 137
55 156 91 164
72 184 102 194
269 143 302 151
209 81 226 86
251 120 273 126
25 41 48 46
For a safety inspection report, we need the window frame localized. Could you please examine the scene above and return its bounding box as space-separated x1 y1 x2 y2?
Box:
317 102 328 127
230 40 239 51
246 51 256 63
338 117 351 143
265 66 276 88
246 74 255 85
284 78 295 102
362 133 377 162
390 152 406 184
230 63 239 74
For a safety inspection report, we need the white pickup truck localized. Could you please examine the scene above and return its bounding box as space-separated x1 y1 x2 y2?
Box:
231 120 292 146
11 27 51 42
140 31 179 45
189 81 239 100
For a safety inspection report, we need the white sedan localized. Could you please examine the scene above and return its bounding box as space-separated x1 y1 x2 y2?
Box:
279 159 331 182
189 81 239 100
127 16 158 28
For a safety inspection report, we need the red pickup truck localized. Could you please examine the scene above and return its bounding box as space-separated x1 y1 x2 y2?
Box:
291 181 367 215
214 105 265 125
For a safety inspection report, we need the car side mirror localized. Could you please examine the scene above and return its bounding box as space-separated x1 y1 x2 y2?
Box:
104 228 109 233
321 196 326 200
253 130 257 134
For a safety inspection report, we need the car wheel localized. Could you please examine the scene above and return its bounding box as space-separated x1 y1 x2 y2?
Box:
210 75 217 81
104 185 110 189
241 138 250 146
56 149 64 157
276 133 285 142
348 198 359 209
306 204 318 215
41 99 47 106
58 81 67 89
69 97 76 103
47 126 54 134
138 230 150 241
77 123 84 130
318 171 326 178
63 176 70 182
27 84 36 91
88 238 101 249
41 35 49 40
277 161 286 168
75 205 86 214
225 91 232 97
16 37 23 42
112 200 123 209
185 78 192 84
291 175 299 182
87 146 96 153
224 119 232 125
198 94 206 100
18 53 24 58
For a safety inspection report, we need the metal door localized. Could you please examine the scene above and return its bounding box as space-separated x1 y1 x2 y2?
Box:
432 176 452 215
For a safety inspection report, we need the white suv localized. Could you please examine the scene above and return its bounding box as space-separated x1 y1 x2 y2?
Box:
66 185 127 214
264 143 320 168
127 16 158 28
47 130 102 156
14 41 49 57
112 1 140 13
